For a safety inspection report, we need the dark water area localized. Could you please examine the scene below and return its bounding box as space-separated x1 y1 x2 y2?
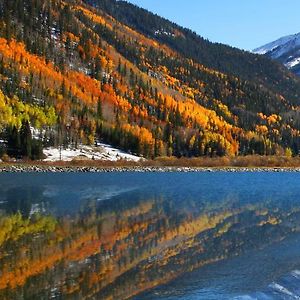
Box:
0 172 300 299
137 234 300 300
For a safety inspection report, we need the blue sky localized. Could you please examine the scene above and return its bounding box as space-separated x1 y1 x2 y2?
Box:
126 0 300 50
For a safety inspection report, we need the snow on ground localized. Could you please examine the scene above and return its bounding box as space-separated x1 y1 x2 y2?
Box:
154 29 175 37
43 143 143 162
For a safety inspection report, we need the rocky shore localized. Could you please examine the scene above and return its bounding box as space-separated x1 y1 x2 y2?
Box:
1 165 300 173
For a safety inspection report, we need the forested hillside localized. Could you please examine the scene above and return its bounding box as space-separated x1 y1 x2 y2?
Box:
1 0 300 160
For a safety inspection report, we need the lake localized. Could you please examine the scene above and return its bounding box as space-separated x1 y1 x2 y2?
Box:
1 172 300 299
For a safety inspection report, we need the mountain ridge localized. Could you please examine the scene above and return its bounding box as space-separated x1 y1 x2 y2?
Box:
87 0 300 90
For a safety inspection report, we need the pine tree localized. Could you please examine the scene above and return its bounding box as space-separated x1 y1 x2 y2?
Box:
20 121 32 158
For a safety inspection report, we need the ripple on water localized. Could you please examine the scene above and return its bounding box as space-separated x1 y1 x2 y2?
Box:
237 270 300 300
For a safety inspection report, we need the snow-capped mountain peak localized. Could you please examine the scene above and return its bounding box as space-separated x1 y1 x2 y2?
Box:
253 33 300 55
253 32 300 75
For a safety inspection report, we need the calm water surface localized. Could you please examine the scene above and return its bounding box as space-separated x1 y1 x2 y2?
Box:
0 172 300 299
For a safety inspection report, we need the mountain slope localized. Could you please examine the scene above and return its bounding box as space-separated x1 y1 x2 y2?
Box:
254 32 300 75
87 0 300 105
0 0 300 160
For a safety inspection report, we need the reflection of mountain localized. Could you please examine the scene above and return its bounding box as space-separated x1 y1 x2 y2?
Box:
138 233 300 299
238 270 300 299
2 186 49 217
1 185 300 299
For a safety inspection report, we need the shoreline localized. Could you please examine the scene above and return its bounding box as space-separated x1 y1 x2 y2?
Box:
1 165 300 173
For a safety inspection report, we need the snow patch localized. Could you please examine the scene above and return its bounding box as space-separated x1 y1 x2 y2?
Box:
43 143 143 162
154 29 175 37
286 57 300 68
30 126 43 140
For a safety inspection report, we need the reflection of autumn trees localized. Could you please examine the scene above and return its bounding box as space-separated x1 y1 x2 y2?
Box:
1 195 300 299
0 212 56 248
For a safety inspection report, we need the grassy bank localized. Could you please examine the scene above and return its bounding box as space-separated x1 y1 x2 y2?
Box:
1 155 300 169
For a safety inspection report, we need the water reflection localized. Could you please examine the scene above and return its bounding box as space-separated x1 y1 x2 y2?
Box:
0 173 300 299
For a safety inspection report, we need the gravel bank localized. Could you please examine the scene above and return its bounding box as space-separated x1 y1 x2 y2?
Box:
1 165 300 173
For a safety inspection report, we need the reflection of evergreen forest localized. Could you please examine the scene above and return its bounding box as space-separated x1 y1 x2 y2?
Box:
1 187 300 299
